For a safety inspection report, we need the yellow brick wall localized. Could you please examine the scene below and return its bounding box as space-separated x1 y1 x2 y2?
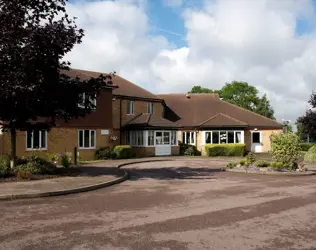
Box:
2 128 115 161
112 98 164 129
245 129 283 152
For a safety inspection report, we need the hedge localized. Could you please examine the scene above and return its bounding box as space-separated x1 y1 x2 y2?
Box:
304 145 316 163
113 145 133 159
300 143 314 151
205 144 245 157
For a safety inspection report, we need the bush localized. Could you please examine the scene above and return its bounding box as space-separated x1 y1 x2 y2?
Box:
180 144 198 156
304 145 316 163
239 159 246 166
205 144 245 157
269 161 286 171
0 156 10 177
270 133 301 168
15 157 57 175
300 143 314 151
227 162 237 169
113 145 133 159
95 147 115 160
246 152 256 164
253 160 269 168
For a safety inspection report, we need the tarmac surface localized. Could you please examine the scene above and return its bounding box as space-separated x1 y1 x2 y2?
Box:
1 157 316 250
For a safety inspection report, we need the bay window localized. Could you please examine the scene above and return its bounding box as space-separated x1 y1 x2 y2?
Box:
126 130 178 147
26 129 47 150
78 130 96 149
126 131 144 146
204 130 244 144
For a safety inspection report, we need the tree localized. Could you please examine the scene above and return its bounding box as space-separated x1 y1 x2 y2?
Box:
297 91 316 139
0 0 113 167
188 81 275 119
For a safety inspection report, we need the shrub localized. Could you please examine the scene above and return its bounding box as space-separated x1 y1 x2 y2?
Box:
304 145 316 163
15 158 56 175
0 156 10 177
205 144 245 157
227 162 237 169
239 159 246 166
180 144 198 156
253 160 269 168
246 152 256 164
269 161 286 171
95 147 115 160
300 143 314 151
270 133 301 168
113 145 133 159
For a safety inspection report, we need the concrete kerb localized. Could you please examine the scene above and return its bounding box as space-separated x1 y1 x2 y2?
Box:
0 159 174 201
226 168 316 176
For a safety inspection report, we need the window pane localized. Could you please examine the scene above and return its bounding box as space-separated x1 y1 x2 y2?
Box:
41 131 46 148
132 101 134 114
163 132 170 144
191 132 195 144
26 130 32 149
33 130 40 149
182 132 185 144
126 132 130 145
79 130 83 147
220 131 227 144
205 132 211 144
84 130 90 148
137 131 143 146
171 131 177 145
212 131 219 144
235 132 241 143
148 131 154 146
127 101 131 114
228 131 234 143
186 132 190 144
252 132 260 143
156 132 163 145
90 130 95 147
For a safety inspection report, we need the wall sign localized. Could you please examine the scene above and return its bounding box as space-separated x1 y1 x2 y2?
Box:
101 130 109 135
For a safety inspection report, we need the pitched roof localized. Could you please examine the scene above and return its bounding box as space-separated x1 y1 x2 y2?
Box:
69 69 161 100
158 93 282 129
123 113 179 129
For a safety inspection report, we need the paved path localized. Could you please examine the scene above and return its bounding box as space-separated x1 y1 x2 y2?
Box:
1 157 316 250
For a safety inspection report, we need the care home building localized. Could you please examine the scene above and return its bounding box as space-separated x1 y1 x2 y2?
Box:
0 69 283 160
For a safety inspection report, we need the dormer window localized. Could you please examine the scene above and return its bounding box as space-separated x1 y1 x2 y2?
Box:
78 93 96 109
147 102 154 114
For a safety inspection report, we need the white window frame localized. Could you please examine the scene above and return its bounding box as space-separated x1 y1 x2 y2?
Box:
78 93 97 109
171 131 178 146
182 131 196 145
202 130 244 145
126 130 145 147
78 129 96 149
147 102 154 114
26 130 47 150
127 130 178 147
127 100 135 115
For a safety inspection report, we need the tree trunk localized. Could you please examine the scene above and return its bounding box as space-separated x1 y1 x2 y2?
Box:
10 128 16 169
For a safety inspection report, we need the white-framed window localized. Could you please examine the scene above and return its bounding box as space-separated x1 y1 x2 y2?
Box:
78 93 97 109
148 131 155 146
78 130 96 149
203 130 244 144
182 131 196 145
147 102 154 114
127 100 134 115
26 129 47 150
127 130 178 147
126 131 144 146
171 131 177 145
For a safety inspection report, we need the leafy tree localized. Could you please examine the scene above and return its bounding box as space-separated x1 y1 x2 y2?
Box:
297 91 316 139
0 0 113 167
188 81 275 119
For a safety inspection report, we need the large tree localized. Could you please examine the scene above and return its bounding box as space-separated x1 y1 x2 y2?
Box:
188 81 275 119
297 91 316 139
0 0 113 167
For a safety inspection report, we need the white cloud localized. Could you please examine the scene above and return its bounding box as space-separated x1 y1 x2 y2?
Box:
65 0 316 125
163 0 184 7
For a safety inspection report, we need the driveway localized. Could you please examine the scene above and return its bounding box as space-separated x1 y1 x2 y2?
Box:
1 157 316 250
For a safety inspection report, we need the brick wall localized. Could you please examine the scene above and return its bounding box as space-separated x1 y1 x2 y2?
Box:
244 129 283 152
2 128 115 161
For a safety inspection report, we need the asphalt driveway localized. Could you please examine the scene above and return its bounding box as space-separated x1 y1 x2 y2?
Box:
1 157 316 250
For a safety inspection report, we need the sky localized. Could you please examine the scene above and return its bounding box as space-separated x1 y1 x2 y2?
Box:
65 0 316 126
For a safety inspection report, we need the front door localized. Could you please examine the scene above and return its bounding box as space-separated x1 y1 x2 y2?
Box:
155 131 171 156
251 131 262 152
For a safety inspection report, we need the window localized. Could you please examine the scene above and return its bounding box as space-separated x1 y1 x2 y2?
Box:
78 93 96 109
126 131 144 146
171 131 177 145
148 131 155 146
26 130 47 150
204 131 244 144
147 102 154 114
127 100 134 115
163 132 170 145
78 130 96 149
156 131 163 145
182 131 195 145
252 132 260 143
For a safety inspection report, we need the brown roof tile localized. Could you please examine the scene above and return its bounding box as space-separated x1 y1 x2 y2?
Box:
123 113 179 129
199 113 247 127
158 93 282 129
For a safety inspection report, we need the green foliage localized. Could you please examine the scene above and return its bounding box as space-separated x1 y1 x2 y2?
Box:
113 145 133 159
300 143 314 151
188 86 215 94
0 156 10 177
269 161 286 171
227 162 237 169
15 160 56 175
205 144 245 157
239 159 246 166
270 133 301 168
180 144 198 156
253 160 269 168
304 145 316 163
246 152 256 164
95 147 115 160
297 91 316 138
